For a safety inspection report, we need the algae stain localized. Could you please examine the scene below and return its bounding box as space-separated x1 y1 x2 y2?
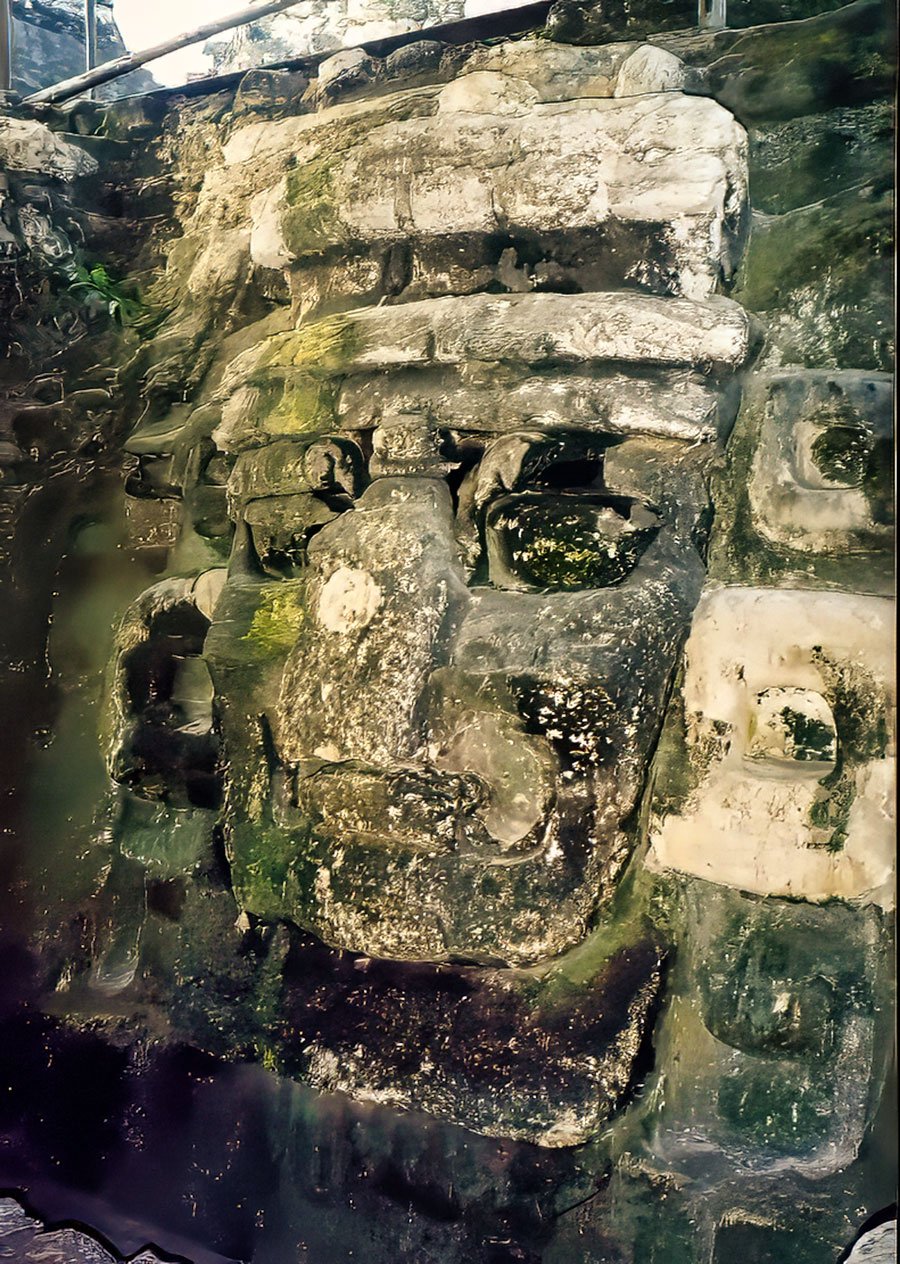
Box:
243 581 307 656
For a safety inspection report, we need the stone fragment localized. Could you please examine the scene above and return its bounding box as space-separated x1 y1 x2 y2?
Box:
383 40 445 79
314 48 378 98
614 44 686 96
460 38 639 99
846 1221 898 1263
0 116 98 179
648 585 895 908
233 67 309 118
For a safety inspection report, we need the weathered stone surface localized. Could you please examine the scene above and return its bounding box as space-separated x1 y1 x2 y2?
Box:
710 370 893 594
337 364 734 444
3 1 893 1250
648 585 895 907
846 1220 898 1263
732 184 892 371
215 433 715 964
643 883 888 1179
657 0 895 128
280 932 666 1146
0 1195 170 1263
239 82 746 297
0 116 98 180
214 292 751 450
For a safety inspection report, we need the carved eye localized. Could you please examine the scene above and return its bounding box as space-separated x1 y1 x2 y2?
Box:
485 490 660 591
118 602 220 808
746 688 837 774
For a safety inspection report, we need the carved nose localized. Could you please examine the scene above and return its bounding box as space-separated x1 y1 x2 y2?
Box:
276 476 468 769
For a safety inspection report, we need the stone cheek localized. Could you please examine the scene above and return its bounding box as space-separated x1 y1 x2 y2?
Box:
648 585 895 909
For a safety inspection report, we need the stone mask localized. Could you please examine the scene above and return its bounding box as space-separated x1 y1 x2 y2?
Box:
103 41 753 972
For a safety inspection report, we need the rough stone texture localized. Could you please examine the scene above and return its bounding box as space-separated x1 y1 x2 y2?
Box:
710 369 892 594
232 71 747 299
648 585 895 908
0 1196 170 1263
846 1221 898 1263
0 1 894 1258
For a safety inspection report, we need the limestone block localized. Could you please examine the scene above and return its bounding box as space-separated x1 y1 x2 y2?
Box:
219 292 752 417
614 44 687 96
647 884 886 1180
459 39 639 99
338 364 731 444
747 372 892 555
0 116 98 179
240 87 746 297
710 370 893 594
648 585 895 908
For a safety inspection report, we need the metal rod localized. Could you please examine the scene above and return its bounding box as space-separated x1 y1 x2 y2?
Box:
84 0 97 71
0 0 11 94
24 0 304 105
84 0 97 100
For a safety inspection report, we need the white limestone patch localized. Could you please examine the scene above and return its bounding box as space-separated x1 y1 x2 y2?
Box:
614 45 687 97
649 585 896 909
317 566 382 633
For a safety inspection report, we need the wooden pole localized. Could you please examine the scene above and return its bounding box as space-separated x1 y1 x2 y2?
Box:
0 0 11 94
24 0 304 105
84 0 97 100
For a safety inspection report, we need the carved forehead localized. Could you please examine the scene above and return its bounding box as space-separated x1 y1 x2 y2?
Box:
212 291 749 455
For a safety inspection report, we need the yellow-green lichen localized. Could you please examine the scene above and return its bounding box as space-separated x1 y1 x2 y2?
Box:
242 581 306 656
256 314 360 379
282 155 347 257
263 374 338 435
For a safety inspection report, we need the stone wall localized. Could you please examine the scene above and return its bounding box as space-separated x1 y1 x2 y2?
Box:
0 0 894 1259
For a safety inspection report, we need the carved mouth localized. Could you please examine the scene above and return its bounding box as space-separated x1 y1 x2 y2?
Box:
280 756 556 858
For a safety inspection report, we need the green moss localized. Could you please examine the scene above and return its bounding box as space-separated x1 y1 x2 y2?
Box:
265 374 338 434
809 772 855 850
279 95 435 257
778 707 835 761
733 185 893 370
242 581 307 657
229 821 313 920
282 156 347 257
811 421 870 484
257 314 360 380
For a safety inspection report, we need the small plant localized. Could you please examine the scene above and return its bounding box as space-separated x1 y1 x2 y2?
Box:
68 263 154 329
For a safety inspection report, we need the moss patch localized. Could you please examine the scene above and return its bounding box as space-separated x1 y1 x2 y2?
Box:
242 580 307 657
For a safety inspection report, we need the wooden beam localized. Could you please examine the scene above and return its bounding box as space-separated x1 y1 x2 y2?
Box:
0 0 11 94
24 0 304 105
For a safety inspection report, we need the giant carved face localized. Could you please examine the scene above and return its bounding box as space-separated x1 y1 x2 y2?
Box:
104 41 753 972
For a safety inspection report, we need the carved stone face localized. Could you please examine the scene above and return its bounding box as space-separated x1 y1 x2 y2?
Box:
104 40 754 970
107 291 752 969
